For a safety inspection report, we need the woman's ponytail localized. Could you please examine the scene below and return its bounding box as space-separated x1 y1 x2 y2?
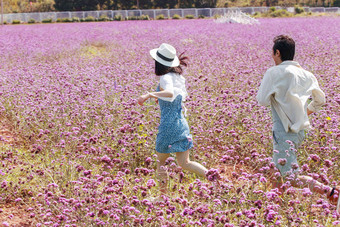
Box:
170 52 189 75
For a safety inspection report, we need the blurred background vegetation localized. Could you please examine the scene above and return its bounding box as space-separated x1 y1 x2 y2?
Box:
2 0 340 14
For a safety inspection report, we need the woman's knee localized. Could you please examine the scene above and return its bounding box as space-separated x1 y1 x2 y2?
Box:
157 153 169 165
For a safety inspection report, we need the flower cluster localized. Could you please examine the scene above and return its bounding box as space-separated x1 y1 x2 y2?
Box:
0 17 339 225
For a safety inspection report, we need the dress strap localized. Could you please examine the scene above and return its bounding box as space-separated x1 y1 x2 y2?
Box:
182 104 187 117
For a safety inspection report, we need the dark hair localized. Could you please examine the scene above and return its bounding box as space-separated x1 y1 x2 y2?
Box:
155 52 189 76
273 35 295 61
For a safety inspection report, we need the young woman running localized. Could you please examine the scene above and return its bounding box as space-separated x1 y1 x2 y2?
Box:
138 43 209 196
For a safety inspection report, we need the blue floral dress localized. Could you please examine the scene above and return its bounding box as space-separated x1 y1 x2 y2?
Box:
155 85 193 153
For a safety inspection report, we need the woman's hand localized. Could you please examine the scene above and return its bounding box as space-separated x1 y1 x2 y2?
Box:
138 94 150 106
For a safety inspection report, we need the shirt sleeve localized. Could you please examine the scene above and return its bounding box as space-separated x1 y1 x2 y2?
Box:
307 77 326 112
256 69 275 106
160 74 174 94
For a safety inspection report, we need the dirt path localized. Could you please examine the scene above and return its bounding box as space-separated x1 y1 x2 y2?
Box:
0 117 22 147
0 204 32 226
0 117 33 226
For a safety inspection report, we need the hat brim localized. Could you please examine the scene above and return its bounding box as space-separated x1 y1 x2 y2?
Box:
150 48 180 67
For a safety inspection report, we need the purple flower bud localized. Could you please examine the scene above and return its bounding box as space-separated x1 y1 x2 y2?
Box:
291 163 299 170
260 176 267 183
278 158 287 166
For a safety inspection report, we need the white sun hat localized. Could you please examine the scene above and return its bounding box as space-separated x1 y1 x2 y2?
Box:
150 43 180 67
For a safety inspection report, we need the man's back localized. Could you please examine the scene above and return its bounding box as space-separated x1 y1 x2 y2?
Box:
257 61 325 133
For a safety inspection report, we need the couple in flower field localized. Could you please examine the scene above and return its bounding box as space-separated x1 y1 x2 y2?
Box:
137 35 339 211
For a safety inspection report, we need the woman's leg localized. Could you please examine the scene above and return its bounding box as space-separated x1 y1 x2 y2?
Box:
156 152 170 195
176 149 208 178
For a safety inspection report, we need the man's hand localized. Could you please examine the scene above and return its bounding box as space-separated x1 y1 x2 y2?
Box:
307 108 313 116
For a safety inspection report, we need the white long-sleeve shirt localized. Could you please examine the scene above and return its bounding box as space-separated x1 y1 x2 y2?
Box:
257 61 326 133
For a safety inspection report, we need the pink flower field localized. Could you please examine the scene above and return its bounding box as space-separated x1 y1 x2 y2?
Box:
0 17 339 226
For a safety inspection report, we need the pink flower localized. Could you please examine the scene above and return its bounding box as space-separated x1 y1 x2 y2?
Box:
146 179 156 188
260 176 267 183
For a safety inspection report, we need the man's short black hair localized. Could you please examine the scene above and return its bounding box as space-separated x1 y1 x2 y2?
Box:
273 35 295 61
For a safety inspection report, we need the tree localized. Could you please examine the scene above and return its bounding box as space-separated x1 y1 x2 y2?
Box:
137 0 154 9
195 0 218 7
74 0 99 10
265 0 279 6
2 0 54 13
153 0 177 9
117 0 134 9
100 0 120 10
97 0 108 10
334 0 340 6
54 0 99 11
54 0 74 11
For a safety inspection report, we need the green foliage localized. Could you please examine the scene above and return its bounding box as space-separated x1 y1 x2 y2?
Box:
42 18 53 23
140 15 150 20
198 14 205 19
256 8 293 18
269 6 276 12
72 17 80 22
114 15 123 21
185 14 195 19
56 18 62 22
213 14 221 19
28 18 36 24
334 0 340 6
126 15 150 20
62 17 73 22
127 15 138 20
84 16 96 22
12 20 21 24
269 9 292 17
3 0 54 14
54 0 98 11
172 14 181 19
98 15 110 21
156 14 165 20
126 16 137 20
294 5 305 14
